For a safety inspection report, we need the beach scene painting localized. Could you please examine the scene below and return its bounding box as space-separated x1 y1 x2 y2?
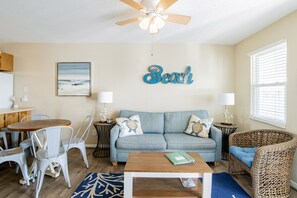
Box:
57 62 91 96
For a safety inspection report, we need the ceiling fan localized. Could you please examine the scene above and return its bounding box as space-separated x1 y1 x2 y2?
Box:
116 0 191 34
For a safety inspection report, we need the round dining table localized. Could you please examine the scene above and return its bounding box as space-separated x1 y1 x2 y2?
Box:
7 119 71 131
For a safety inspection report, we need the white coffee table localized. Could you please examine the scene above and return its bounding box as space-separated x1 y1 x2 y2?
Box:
124 152 213 198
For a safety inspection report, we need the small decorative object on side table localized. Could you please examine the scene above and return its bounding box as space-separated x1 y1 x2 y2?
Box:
93 121 115 158
213 122 238 160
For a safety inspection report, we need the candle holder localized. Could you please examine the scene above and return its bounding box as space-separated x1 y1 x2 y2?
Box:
11 86 29 109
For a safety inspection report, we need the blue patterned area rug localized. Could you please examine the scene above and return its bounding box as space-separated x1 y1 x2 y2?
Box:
72 172 250 198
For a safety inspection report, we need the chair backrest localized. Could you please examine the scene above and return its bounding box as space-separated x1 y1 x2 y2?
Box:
21 114 50 122
31 126 73 159
74 116 93 142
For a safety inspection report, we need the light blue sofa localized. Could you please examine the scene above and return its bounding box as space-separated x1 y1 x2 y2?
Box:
110 110 222 165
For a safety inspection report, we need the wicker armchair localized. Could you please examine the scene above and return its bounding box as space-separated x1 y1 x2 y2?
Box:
229 129 297 198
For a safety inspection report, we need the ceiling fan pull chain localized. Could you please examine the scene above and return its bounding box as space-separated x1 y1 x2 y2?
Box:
150 34 155 57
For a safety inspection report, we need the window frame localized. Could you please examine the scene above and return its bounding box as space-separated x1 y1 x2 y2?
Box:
249 40 287 128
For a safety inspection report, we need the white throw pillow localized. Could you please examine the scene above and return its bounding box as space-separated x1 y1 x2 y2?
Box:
116 115 144 138
184 115 213 138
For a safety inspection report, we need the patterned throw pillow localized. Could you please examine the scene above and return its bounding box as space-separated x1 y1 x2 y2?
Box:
116 115 144 138
184 115 213 138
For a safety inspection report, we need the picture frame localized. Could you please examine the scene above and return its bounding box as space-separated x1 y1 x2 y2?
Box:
57 62 91 96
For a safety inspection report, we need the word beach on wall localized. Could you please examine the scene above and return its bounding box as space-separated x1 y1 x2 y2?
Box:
143 65 194 85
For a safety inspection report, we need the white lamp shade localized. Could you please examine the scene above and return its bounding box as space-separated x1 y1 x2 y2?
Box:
99 91 113 104
219 93 235 105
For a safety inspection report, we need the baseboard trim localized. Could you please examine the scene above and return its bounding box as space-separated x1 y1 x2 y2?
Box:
291 180 297 190
85 144 96 148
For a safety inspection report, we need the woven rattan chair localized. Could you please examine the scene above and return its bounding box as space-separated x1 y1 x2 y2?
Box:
229 129 297 198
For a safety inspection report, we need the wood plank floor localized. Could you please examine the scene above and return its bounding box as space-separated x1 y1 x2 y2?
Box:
0 149 296 198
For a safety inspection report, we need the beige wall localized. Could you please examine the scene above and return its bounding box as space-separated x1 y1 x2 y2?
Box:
0 43 234 145
234 10 297 185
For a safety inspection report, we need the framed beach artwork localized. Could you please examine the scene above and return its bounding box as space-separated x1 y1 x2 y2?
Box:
57 62 91 96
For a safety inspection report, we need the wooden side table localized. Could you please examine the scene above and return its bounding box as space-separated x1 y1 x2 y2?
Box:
92 121 115 158
213 122 238 160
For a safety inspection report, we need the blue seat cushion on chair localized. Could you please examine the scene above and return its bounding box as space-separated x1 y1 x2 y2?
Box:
116 134 166 150
230 146 257 168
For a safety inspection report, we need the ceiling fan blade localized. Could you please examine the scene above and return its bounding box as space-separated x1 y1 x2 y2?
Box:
120 0 145 11
156 0 177 11
116 18 139 26
166 14 191 25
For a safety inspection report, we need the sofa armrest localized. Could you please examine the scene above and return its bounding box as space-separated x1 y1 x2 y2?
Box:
210 126 222 161
110 125 120 162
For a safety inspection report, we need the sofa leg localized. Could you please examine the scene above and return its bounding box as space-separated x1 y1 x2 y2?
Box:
214 161 220 166
112 161 118 166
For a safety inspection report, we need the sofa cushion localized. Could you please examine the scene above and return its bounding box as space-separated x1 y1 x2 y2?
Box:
116 134 167 150
230 146 257 168
119 110 164 134
116 115 143 138
164 133 216 150
164 110 209 133
184 115 214 138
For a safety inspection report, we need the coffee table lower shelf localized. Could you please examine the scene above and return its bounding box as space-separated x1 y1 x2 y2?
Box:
133 177 201 198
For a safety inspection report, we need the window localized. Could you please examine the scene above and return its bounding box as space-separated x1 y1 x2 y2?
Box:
250 41 287 128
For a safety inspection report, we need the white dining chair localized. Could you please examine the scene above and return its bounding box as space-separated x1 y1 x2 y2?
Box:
16 114 50 174
0 132 8 149
63 116 93 168
0 127 19 148
19 114 50 151
31 126 73 198
0 146 30 186
0 114 50 148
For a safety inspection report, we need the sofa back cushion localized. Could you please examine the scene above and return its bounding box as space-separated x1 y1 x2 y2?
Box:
164 110 209 133
119 110 164 134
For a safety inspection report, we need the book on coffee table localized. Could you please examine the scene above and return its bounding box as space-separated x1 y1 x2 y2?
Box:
165 152 195 165
179 178 196 188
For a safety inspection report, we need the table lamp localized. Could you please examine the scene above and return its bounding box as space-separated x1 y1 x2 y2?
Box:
99 91 113 122
219 93 235 125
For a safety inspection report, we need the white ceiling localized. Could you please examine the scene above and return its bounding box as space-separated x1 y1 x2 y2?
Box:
0 0 296 45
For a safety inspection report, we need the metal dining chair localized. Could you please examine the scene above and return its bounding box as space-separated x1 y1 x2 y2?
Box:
0 114 50 148
0 146 30 186
31 126 73 198
19 114 50 151
16 114 50 174
63 116 93 168
0 132 8 149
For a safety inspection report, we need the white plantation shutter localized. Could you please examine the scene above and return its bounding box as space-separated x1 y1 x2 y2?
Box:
250 41 287 128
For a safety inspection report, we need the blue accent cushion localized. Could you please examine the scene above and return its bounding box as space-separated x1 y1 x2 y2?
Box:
119 110 164 134
164 133 216 150
164 110 209 133
230 146 257 168
116 134 166 150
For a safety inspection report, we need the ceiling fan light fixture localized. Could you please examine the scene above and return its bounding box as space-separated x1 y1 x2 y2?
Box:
154 16 165 29
116 0 191 34
162 14 168 20
157 6 163 12
149 23 159 34
139 17 151 30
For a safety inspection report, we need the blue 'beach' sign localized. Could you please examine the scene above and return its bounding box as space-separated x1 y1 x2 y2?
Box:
143 65 194 84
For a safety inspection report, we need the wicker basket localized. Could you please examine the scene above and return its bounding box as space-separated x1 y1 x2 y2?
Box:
229 129 297 198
